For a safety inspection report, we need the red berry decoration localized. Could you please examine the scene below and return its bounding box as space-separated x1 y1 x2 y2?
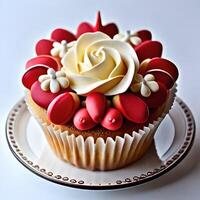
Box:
135 41 163 63
141 82 168 108
73 108 97 130
25 55 60 71
76 11 119 38
85 92 107 123
113 93 149 123
101 108 123 131
22 66 48 89
47 92 75 124
31 81 69 109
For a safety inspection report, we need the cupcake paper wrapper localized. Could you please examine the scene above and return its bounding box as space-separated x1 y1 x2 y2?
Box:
26 85 177 171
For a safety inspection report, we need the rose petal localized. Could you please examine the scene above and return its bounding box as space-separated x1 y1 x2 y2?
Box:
51 28 76 43
61 32 139 96
68 74 123 95
76 32 110 65
81 47 117 79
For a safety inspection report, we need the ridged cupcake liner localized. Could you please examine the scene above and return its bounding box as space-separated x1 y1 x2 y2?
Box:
26 85 177 171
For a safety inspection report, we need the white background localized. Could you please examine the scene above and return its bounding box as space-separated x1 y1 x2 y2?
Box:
0 0 200 199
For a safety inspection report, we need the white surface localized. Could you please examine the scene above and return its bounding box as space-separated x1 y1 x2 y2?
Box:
0 0 199 199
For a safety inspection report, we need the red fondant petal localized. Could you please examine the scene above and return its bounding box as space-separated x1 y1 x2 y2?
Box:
113 93 149 123
94 12 118 38
99 23 119 38
25 55 60 71
135 41 163 63
85 92 107 123
51 28 76 43
136 30 152 42
147 57 179 81
141 82 168 108
147 71 174 89
35 39 54 56
31 81 70 109
76 11 119 38
47 92 75 124
76 22 94 38
94 11 103 31
22 66 48 89
138 57 178 89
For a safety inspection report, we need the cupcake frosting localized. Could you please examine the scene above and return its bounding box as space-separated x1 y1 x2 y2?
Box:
21 12 179 131
61 32 139 95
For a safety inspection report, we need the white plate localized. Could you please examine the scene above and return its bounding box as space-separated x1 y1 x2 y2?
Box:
6 97 195 190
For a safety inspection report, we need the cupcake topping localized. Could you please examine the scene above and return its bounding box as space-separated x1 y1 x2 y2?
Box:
21 12 179 131
39 68 70 93
131 74 159 97
61 32 139 96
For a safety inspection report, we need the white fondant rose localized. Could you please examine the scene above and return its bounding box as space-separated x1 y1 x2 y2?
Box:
61 32 139 95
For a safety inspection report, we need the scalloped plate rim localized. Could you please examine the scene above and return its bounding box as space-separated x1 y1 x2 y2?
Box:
5 97 195 190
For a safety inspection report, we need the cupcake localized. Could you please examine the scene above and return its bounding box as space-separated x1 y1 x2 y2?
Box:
22 12 178 171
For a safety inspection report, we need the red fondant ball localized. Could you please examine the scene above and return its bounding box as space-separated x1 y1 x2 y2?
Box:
113 93 149 123
31 81 69 109
73 108 97 130
47 92 75 124
86 92 107 123
101 108 123 131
